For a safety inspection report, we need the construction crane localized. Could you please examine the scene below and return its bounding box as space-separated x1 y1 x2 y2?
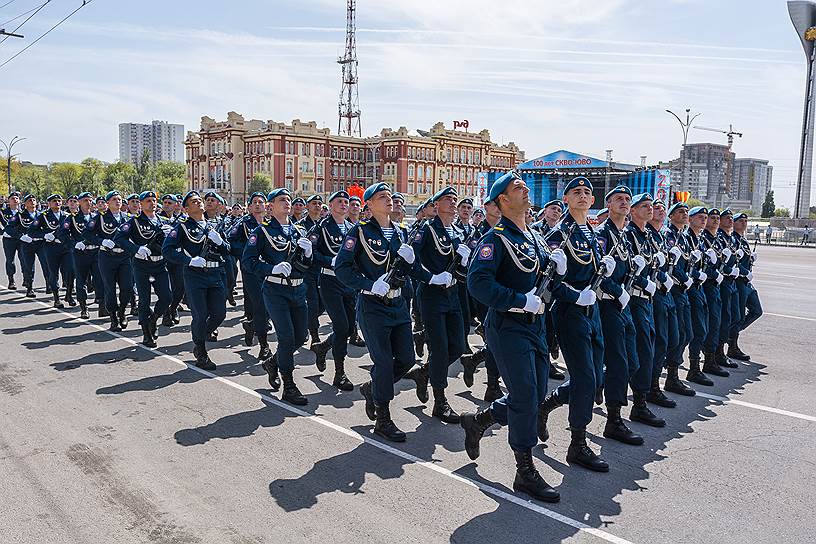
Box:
692 124 743 149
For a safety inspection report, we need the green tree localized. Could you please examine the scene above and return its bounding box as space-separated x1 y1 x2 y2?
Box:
248 172 272 195
80 157 106 195
49 162 84 197
774 207 791 218
761 190 775 218
0 156 23 193
154 160 186 195
686 197 708 208
103 161 137 194
15 164 52 198
133 149 153 193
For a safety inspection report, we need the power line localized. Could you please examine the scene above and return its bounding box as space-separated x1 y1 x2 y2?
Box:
0 0 20 10
1 2 49 27
0 0 92 69
0 0 49 44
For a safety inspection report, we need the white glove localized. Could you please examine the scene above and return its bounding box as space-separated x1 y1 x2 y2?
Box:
706 248 717 264
271 261 292 277
684 277 693 289
729 266 739 278
189 256 206 268
633 254 646 274
207 229 223 246
456 244 471 266
397 243 415 264
715 272 724 285
575 287 597 307
102 238 116 249
691 249 702 262
161 224 173 234
136 246 151 258
645 280 657 296
20 234 32 243
669 245 683 263
74 241 86 251
523 288 543 313
663 276 675 291
722 247 732 259
371 274 390 296
698 271 707 283
429 271 453 286
331 255 337 268
600 255 615 277
655 251 666 267
297 237 312 257
736 248 744 258
44 232 55 242
618 288 630 310
751 250 757 262
747 271 753 282
550 248 567 275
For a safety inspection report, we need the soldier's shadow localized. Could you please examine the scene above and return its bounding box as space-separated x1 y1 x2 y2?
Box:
174 398 294 446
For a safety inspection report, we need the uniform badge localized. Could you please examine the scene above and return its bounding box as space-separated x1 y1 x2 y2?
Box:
309 234 318 243
88 221 95 229
33 220 39 226
248 234 257 246
414 231 423 242
549 242 560 250
169 229 178 238
597 238 606 252
477 243 494 261
122 223 130 232
64 222 70 229
344 237 356 250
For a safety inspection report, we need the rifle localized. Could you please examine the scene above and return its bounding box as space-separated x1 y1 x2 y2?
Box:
536 222 577 304
383 218 426 290
590 230 626 297
446 225 480 279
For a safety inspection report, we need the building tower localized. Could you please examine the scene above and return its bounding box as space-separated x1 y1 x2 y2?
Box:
337 0 361 137
788 1 816 219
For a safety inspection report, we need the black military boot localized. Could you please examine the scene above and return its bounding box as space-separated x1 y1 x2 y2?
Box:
549 362 565 380
53 291 65 309
226 291 236 307
308 329 321 350
332 359 354 391
549 341 560 361
129 295 138 316
310 338 331 373
512 449 560 503
348 327 366 347
141 323 157 348
460 407 494 460
374 402 406 442
462 342 473 355
25 285 35 298
727 334 751 361
403 364 429 404
460 347 486 388
65 286 76 306
281 371 307 406
484 377 503 402
432 387 460 424
630 392 666 427
161 311 174 327
646 376 677 408
193 344 216 371
594 386 604 406
566 427 609 472
172 305 181 324
537 393 562 443
98 302 109 318
603 405 644 445
242 320 254 346
716 343 738 368
206 329 218 342
686 356 713 386
412 330 425 357
359 381 376 421
109 312 122 332
117 305 128 329
8 280 16 290
257 333 272 362
148 312 160 340
79 300 89 319
703 351 729 377
665 365 696 396
261 353 281 391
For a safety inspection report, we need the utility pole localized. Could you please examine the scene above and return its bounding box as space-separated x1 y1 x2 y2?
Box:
0 30 24 39
666 108 701 199
1 136 26 195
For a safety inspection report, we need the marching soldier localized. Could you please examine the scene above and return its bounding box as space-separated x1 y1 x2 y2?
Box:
299 194 325 349
728 212 762 359
159 194 184 326
61 192 104 319
685 206 714 385
715 209 741 370
163 191 231 370
114 191 172 348
28 194 74 308
334 182 430 442
242 188 313 405
699 208 730 378
10 194 48 298
1 191 22 289
347 195 362 224
461 171 566 503
290 197 306 223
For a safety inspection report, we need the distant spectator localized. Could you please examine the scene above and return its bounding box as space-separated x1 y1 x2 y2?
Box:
753 224 761 243
765 224 773 244
803 225 812 246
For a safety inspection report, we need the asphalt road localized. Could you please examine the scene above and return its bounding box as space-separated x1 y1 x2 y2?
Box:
0 244 814 544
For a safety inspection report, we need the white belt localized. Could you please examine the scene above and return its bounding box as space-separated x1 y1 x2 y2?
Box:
266 276 303 286
2 233 11 239
506 307 533 314
135 254 164 262
83 245 99 250
362 288 401 299
632 287 651 299
102 247 124 253
427 278 457 288
321 268 336 276
204 261 222 268
600 292 617 301
47 238 62 244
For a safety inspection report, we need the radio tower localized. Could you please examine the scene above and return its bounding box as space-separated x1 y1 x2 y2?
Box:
337 0 361 137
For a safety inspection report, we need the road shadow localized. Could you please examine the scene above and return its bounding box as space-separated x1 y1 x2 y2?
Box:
174 398 294 446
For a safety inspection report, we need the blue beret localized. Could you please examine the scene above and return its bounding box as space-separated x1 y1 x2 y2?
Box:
604 185 631 202
182 190 201 207
473 208 485 215
631 193 653 207
487 171 521 204
563 176 593 195
349 195 361 203
708 208 721 216
76 191 92 201
431 186 457 203
596 207 609 217
291 197 306 205
543 199 564 211
268 188 291 201
653 199 666 209
247 191 267 204
458 197 473 207
8 191 20 198
391 192 405 203
67 195 78 201
416 201 426 212
23 193 36 202
139 190 157 201
105 190 121 202
46 193 63 202
95 195 105 203
329 190 349 202
305 194 323 203
733 212 748 221
363 182 390 202
688 206 708 217
161 194 178 202
126 193 138 201
215 194 226 205
720 207 733 217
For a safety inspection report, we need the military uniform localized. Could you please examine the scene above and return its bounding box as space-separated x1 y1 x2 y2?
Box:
1 196 23 288
8 200 49 297
228 207 268 356
59 196 104 319
727 214 763 359
698 210 730 378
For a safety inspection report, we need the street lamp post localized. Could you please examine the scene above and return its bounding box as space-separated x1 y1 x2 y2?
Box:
666 109 700 202
0 136 26 195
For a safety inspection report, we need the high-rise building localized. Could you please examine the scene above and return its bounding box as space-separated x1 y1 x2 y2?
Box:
732 158 773 213
118 120 184 165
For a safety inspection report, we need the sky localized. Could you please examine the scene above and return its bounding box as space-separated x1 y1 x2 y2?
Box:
0 0 811 208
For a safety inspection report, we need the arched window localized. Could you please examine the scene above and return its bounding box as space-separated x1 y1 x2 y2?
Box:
417 165 424 181
408 164 415 179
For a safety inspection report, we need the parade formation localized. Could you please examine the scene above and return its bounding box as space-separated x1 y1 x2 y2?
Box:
0 173 764 505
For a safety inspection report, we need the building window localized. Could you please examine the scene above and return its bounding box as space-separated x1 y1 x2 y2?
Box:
408 164 415 179
316 180 324 192
475 151 480 164
453 169 458 182
286 179 293 190
317 162 324 176
417 165 424 181
340 165 346 178
286 160 293 174
467 169 473 182
331 164 338 177
427 166 433 181
467 150 473 164
408 182 414 193
300 161 309 173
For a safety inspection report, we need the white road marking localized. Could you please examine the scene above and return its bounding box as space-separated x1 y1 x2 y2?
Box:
694 392 816 423
4 290 634 544
763 312 816 322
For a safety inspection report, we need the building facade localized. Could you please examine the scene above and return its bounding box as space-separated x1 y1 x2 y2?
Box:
119 120 185 165
184 112 524 206
732 158 773 213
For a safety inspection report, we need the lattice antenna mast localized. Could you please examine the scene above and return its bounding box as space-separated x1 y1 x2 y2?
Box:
337 0 361 137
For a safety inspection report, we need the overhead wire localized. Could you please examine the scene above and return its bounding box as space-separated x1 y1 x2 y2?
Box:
0 2 49 28
0 0 20 10
0 0 49 44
